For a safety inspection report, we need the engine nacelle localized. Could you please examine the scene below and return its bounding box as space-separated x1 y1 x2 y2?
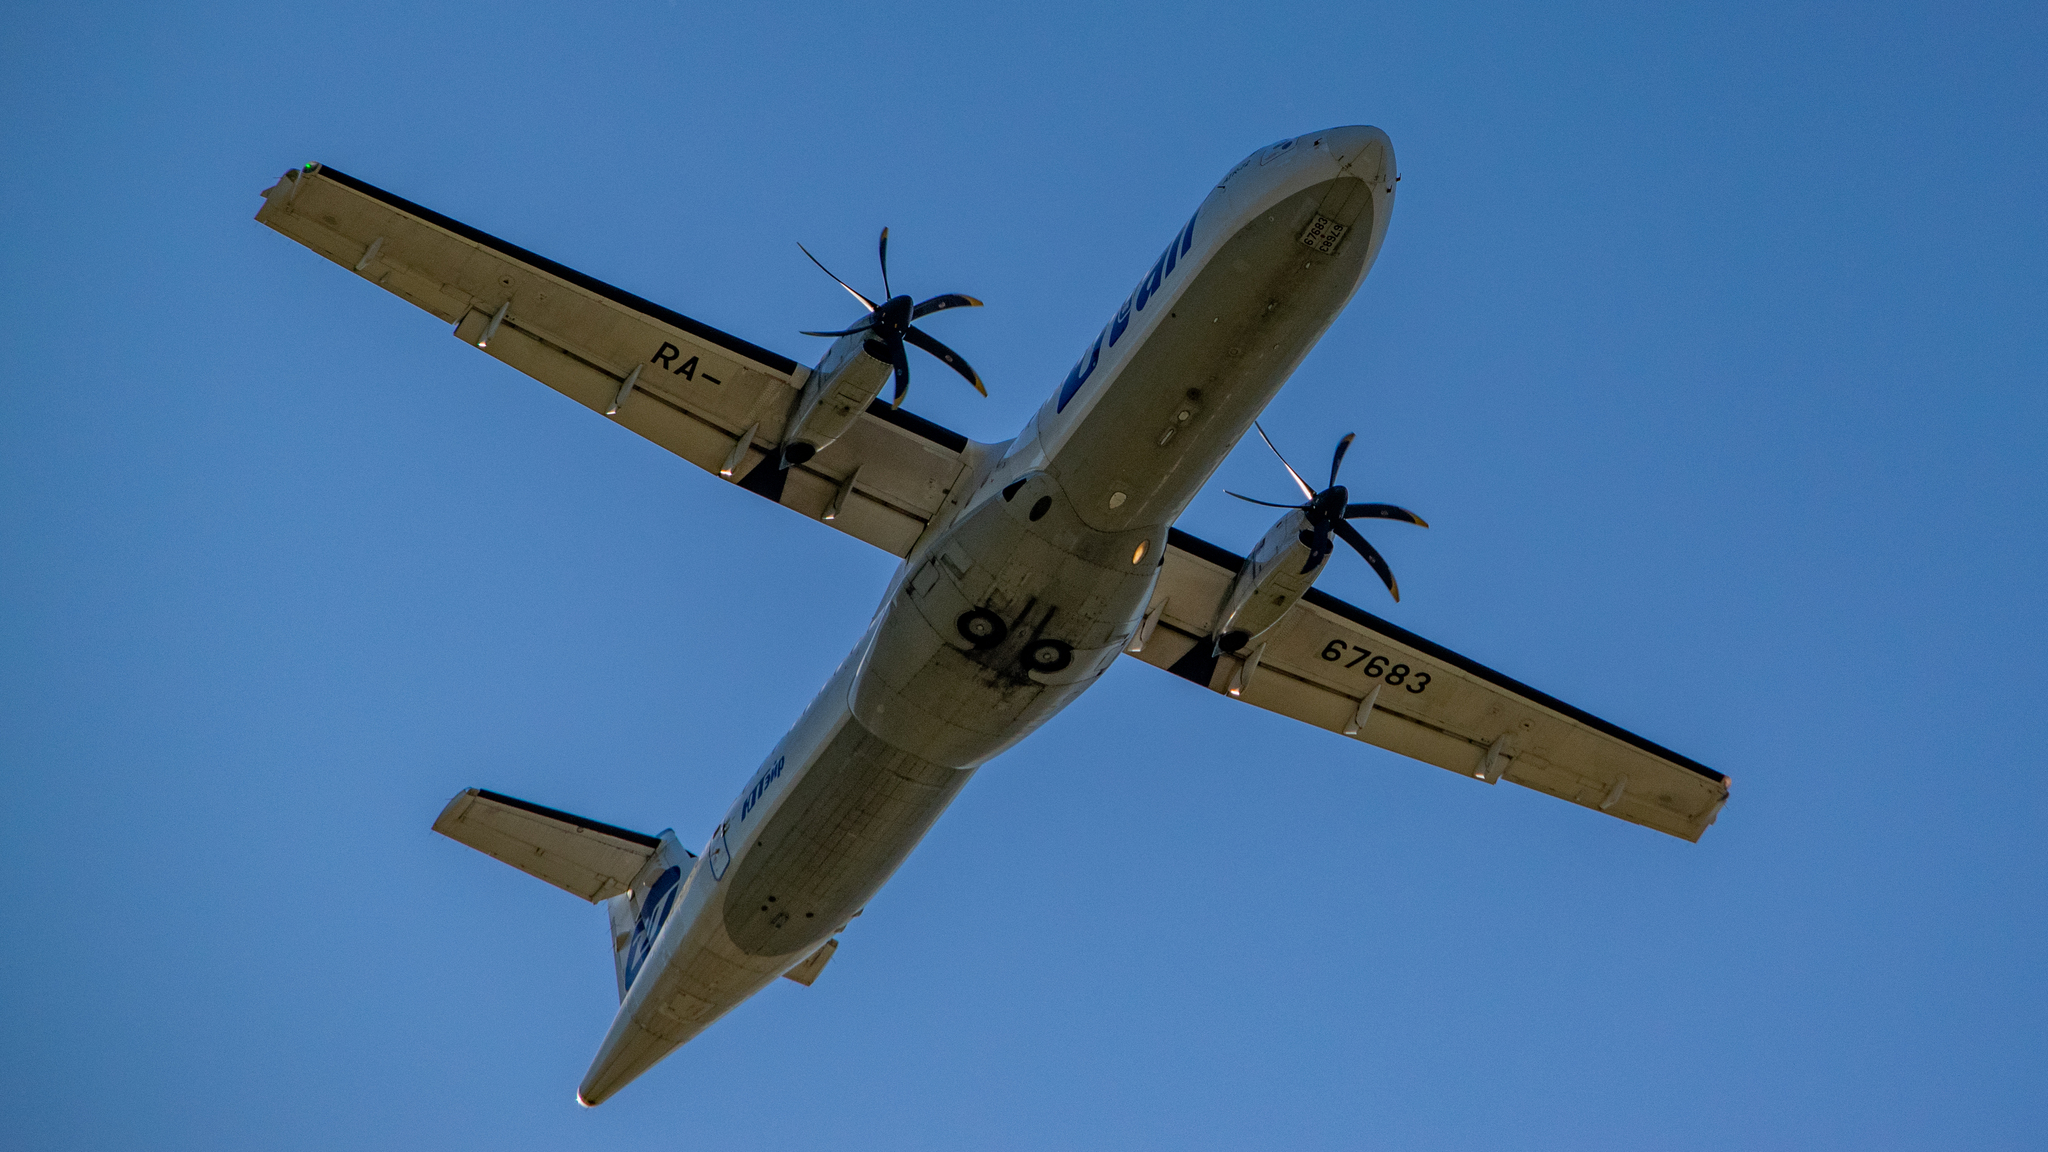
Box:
1208 508 1329 654
780 330 894 465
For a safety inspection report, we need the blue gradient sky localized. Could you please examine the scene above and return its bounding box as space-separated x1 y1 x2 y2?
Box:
4 3 2044 1149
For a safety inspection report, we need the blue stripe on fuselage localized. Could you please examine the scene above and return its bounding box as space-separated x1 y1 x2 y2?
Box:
1057 212 1198 413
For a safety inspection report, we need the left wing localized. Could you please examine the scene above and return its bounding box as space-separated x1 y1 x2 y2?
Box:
255 164 973 557
1130 531 1730 841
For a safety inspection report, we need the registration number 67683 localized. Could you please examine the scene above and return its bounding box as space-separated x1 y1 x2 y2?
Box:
1318 640 1431 693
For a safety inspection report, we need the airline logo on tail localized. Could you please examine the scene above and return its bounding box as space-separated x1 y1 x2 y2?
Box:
621 866 682 989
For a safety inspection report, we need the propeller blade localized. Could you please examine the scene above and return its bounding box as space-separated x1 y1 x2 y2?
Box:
1343 502 1429 528
1254 422 1317 501
912 293 983 319
904 325 986 395
1333 520 1400 602
878 227 892 299
1328 433 1355 489
799 315 878 338
797 242 876 312
1299 532 1334 575
1225 491 1309 510
889 340 911 409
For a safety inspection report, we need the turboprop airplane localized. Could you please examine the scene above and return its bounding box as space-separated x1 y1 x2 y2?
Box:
255 125 1729 1106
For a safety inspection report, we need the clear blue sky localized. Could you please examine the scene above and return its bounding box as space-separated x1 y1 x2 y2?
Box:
4 2 2044 1149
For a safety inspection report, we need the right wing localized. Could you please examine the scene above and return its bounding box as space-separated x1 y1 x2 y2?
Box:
1130 530 1730 842
255 164 973 558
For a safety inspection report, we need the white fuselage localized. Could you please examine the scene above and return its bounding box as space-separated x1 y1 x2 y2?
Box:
579 125 1400 1104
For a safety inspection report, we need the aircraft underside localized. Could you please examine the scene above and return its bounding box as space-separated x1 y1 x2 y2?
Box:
257 123 1729 1106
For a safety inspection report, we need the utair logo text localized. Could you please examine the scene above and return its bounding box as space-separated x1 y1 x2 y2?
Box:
739 756 786 823
1057 211 1198 413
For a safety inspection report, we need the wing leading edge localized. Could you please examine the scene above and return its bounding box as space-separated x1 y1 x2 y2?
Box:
1132 530 1730 841
254 164 974 557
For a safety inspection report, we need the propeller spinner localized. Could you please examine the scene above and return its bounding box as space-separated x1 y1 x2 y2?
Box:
798 228 985 410
1227 423 1428 601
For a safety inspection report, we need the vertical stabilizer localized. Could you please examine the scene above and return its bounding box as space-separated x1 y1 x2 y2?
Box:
604 832 695 1000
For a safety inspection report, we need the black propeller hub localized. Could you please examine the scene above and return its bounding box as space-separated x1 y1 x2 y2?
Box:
864 295 914 345
1296 485 1347 570
1227 425 1429 602
1307 485 1348 525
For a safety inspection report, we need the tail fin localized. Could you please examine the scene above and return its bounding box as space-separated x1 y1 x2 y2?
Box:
601 831 694 998
432 789 696 998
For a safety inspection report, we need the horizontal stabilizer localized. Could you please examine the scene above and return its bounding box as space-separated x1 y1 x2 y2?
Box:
432 789 662 902
782 939 838 987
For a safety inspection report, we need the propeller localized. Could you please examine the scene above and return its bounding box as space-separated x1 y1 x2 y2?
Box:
1226 423 1428 601
797 228 986 409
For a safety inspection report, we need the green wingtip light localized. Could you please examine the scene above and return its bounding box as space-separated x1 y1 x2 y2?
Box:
303 162 315 171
